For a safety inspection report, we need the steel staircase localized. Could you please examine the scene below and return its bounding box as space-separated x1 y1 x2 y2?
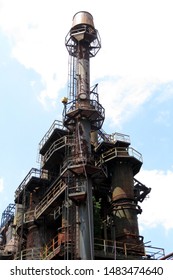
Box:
35 179 67 219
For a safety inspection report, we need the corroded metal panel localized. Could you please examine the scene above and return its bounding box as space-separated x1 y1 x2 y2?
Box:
72 11 95 29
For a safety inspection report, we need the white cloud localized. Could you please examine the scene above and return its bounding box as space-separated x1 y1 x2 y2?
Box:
136 169 173 232
91 0 173 81
98 76 159 127
0 178 4 192
1 0 173 119
0 0 71 108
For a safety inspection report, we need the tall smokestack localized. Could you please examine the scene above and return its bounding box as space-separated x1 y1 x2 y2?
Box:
64 11 104 259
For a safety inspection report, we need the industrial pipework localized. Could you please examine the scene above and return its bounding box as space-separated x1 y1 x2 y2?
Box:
1 11 163 261
64 11 104 259
63 11 145 259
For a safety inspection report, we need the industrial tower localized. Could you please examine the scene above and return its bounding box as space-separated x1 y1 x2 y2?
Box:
0 11 165 260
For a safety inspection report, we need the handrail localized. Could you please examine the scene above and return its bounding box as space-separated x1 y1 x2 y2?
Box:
112 132 130 144
66 99 105 116
16 210 35 229
95 147 143 166
42 227 72 260
15 168 48 199
43 135 74 164
34 179 67 219
145 245 165 260
42 234 60 260
54 206 63 220
15 247 42 260
39 120 66 152
41 236 165 260
94 238 165 260
128 147 143 162
24 210 35 223
69 185 86 195
160 252 173 260
98 129 130 145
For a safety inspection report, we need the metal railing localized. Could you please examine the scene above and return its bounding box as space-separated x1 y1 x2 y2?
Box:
16 210 35 229
42 135 74 164
13 237 165 260
15 247 42 260
68 185 86 197
0 203 15 228
24 210 35 224
39 120 66 152
112 132 130 144
42 234 60 260
34 179 67 219
94 238 165 260
41 236 165 260
59 156 88 176
54 206 63 220
65 99 105 118
95 147 143 166
160 252 173 260
42 227 72 260
15 168 48 199
128 147 143 162
98 130 130 145
145 245 165 260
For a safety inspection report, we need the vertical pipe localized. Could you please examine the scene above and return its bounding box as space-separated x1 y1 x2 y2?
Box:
77 43 90 100
111 161 144 256
75 42 93 259
65 11 101 259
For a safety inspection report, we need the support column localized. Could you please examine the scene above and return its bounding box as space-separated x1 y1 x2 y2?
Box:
111 162 144 255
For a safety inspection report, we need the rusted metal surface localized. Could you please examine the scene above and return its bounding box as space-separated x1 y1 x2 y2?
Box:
71 11 95 29
160 252 173 260
110 158 144 254
0 11 163 261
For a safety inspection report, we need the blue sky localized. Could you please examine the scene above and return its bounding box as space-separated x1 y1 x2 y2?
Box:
0 0 173 256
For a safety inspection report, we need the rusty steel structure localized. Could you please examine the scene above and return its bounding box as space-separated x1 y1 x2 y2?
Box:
0 11 166 260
